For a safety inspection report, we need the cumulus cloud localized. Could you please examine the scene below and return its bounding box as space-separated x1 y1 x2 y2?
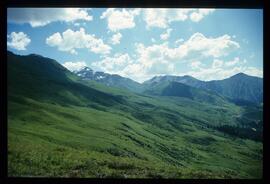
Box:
91 32 240 82
134 32 239 65
180 32 240 58
88 32 261 83
111 32 122 45
175 38 184 46
62 61 87 72
185 66 237 81
46 28 111 55
74 22 87 27
184 58 262 81
91 53 147 81
190 9 215 22
100 8 141 32
224 57 240 67
7 31 31 50
190 61 202 69
143 8 215 28
143 9 191 28
160 28 172 40
192 65 263 81
243 67 263 77
8 8 92 27
109 32 239 79
92 53 133 74
212 59 223 68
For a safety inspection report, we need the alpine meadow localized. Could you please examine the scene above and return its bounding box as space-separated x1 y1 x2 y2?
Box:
7 8 263 178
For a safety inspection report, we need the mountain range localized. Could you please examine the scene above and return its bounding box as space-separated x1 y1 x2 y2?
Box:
7 51 263 178
74 66 263 104
75 67 144 93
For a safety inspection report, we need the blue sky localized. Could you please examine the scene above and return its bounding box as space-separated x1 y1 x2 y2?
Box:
7 8 263 83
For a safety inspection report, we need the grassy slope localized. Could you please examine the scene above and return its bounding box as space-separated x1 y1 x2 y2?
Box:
8 52 262 178
143 80 231 106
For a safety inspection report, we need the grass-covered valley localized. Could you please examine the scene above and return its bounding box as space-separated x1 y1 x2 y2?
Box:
8 51 263 178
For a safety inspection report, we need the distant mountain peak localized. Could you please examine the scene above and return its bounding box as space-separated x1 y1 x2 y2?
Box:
233 72 248 77
181 75 197 80
143 72 262 104
80 66 93 71
229 72 255 79
74 66 143 93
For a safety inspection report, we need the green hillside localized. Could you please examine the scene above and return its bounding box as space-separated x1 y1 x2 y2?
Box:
143 81 230 106
8 52 262 178
143 73 263 104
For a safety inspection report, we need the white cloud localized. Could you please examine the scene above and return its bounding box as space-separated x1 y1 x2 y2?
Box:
190 9 215 22
88 32 246 83
143 9 191 28
92 53 151 82
74 22 86 27
92 53 133 74
190 13 203 22
175 38 184 46
7 31 31 50
244 67 263 77
178 32 240 58
109 32 239 82
184 58 262 81
143 9 168 28
190 61 202 69
135 32 239 64
111 32 122 45
134 43 165 68
224 57 240 67
62 61 87 72
143 8 215 28
160 28 172 40
211 66 261 80
121 63 150 83
185 66 236 81
120 33 240 74
46 28 111 55
8 8 93 27
212 59 223 68
100 8 141 32
114 32 239 79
